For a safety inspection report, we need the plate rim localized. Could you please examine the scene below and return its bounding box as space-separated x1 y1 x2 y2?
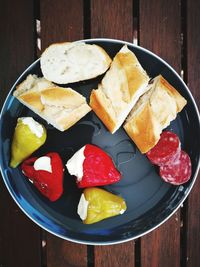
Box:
0 38 200 245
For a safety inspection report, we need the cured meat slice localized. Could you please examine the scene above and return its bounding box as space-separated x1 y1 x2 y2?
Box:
146 131 181 166
159 150 192 185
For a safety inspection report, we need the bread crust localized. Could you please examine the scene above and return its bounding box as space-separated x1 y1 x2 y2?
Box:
94 44 112 68
124 75 187 153
20 92 44 112
55 103 91 131
40 42 112 84
14 74 55 97
90 89 117 133
158 75 187 111
116 48 149 99
14 75 91 131
124 104 160 153
41 87 85 108
90 45 150 133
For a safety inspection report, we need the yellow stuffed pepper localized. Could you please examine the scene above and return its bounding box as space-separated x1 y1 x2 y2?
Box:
10 117 47 168
77 187 127 224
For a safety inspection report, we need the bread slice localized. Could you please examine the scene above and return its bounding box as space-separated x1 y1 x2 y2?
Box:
13 74 91 131
124 75 187 153
13 74 55 97
90 45 150 133
40 42 112 84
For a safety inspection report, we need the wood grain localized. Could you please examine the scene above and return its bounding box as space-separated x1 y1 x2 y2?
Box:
0 1 42 267
0 0 35 106
40 1 87 266
139 1 182 266
40 0 84 50
140 0 181 73
46 235 87 267
0 0 199 266
186 0 200 108
94 242 135 267
141 212 180 267
90 1 135 265
185 0 200 266
91 0 133 42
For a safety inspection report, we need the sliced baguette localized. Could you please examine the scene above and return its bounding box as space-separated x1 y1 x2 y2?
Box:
90 45 150 133
13 74 55 97
124 75 187 153
40 42 112 84
13 74 91 131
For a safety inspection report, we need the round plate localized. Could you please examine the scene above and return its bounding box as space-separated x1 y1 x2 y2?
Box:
0 39 200 245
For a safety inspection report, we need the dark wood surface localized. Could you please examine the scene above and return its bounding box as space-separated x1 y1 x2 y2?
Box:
0 0 199 266
185 1 200 267
139 1 181 266
0 1 41 267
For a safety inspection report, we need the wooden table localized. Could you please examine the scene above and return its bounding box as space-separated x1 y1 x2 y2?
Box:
0 0 199 266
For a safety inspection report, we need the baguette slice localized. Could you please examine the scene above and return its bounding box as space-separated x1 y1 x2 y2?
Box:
90 45 150 133
40 42 112 84
124 75 187 153
13 74 91 131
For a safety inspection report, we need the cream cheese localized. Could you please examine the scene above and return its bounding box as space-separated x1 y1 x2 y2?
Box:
34 156 52 173
66 146 85 181
77 193 89 220
20 117 44 138
119 209 126 215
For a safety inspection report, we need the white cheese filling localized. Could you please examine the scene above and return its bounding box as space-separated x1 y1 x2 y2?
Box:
66 146 85 181
77 193 89 220
119 209 125 214
20 117 44 138
34 156 52 173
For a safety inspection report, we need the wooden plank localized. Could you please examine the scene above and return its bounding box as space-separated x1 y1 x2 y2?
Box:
0 0 35 106
139 0 181 73
186 0 200 266
139 1 182 266
186 0 200 107
40 1 88 266
40 0 84 50
46 235 87 267
0 1 42 267
91 1 135 265
91 0 133 42
140 212 180 267
95 242 135 267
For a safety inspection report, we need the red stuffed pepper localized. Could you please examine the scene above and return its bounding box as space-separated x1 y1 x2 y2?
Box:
66 144 121 188
21 152 64 201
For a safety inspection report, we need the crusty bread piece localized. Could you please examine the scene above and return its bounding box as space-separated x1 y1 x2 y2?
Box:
124 75 187 153
40 42 112 84
13 74 55 97
90 45 150 133
13 74 91 131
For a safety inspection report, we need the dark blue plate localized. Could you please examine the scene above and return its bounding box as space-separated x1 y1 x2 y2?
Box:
0 39 200 245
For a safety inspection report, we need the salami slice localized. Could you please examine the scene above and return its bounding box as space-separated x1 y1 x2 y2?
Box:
146 131 181 166
159 150 192 185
